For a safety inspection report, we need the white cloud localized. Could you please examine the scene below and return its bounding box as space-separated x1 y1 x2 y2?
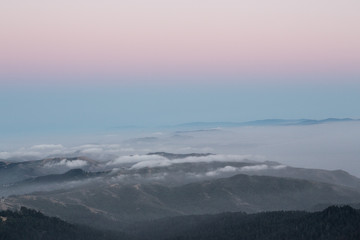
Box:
240 164 269 171
130 159 172 169
65 160 88 168
0 144 66 160
80 148 104 154
108 155 167 166
72 144 99 150
204 164 288 177
1 121 360 177
206 166 239 177
0 149 43 160
44 159 88 168
0 142 142 161
177 147 214 153
123 154 261 170
176 154 260 164
272 165 287 170
70 144 136 160
30 144 64 150
0 152 12 159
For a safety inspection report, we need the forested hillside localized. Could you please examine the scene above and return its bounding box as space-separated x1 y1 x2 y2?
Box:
128 205 360 240
0 207 125 240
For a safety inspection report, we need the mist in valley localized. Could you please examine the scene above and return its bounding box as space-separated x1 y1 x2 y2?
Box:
1 121 359 176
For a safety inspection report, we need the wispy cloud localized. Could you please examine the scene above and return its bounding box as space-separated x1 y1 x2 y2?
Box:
44 159 88 168
206 166 238 177
1 122 360 177
105 154 262 170
240 164 269 171
204 164 288 177
30 144 64 150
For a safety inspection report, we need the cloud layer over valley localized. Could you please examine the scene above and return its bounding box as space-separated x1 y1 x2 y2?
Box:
1 121 360 177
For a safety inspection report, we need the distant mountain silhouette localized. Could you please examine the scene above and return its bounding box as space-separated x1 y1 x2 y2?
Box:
0 157 98 184
177 118 358 128
21 169 108 184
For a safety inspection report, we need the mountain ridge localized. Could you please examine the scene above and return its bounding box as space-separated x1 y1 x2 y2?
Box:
176 118 359 128
3 173 360 229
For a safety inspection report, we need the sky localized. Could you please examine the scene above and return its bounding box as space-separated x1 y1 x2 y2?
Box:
0 0 359 137
1 0 359 82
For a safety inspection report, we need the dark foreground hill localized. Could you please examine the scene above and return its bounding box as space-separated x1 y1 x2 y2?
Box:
1 206 359 240
0 207 125 240
127 205 360 240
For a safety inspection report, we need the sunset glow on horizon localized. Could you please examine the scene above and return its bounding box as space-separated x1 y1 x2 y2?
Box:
1 0 360 85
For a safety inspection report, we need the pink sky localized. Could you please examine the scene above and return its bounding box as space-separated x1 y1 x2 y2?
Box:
1 0 359 84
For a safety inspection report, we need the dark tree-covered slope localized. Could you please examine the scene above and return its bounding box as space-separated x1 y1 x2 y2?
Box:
1 206 359 240
127 206 360 240
0 207 125 240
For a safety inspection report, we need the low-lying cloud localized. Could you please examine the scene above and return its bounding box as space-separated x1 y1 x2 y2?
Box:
0 144 137 162
105 154 263 170
206 166 238 177
30 144 64 150
1 122 360 177
241 164 269 171
204 164 287 177
44 159 89 168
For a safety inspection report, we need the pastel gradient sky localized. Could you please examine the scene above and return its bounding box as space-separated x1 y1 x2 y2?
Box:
1 0 360 84
0 1 359 137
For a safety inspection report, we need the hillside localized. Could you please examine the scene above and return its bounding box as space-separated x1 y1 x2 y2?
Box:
127 205 360 240
0 207 125 240
2 206 360 240
3 174 360 230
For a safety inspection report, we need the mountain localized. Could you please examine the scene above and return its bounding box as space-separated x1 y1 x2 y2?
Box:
142 152 360 190
249 166 360 190
2 152 360 231
3 152 360 192
2 205 360 240
177 118 359 129
1 169 109 198
0 157 99 185
3 174 360 230
22 169 108 184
